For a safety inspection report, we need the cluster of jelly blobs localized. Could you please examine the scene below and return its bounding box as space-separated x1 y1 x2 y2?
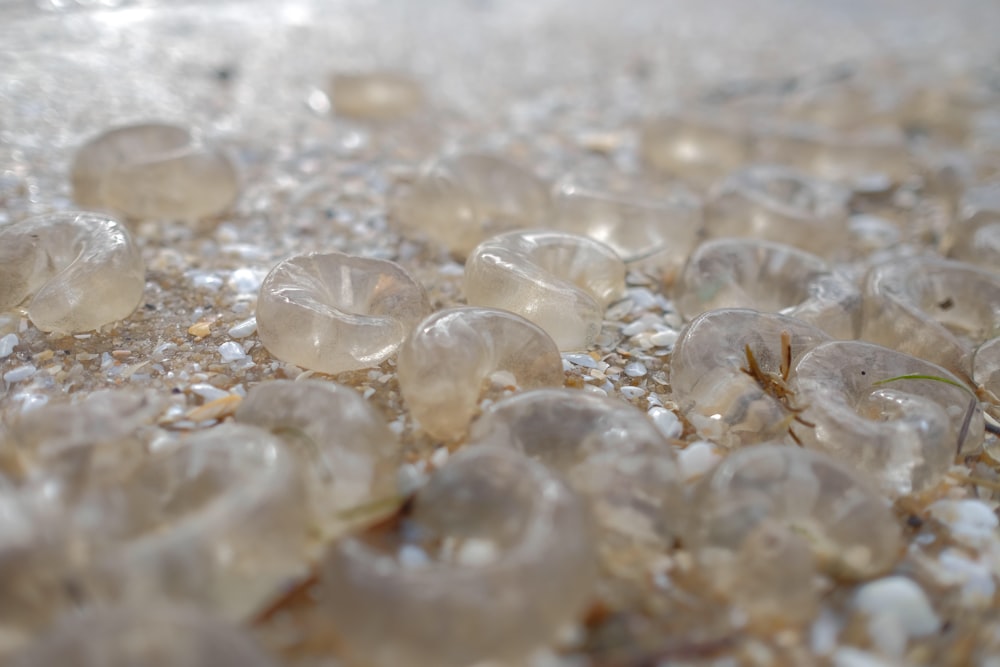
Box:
2 64 1000 666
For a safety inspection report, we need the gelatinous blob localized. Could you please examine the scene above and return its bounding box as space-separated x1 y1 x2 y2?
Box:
705 165 850 257
10 605 277 667
674 238 860 339
945 183 1000 269
235 380 400 534
322 446 596 667
550 175 702 265
973 337 1000 403
0 212 144 333
639 113 751 189
687 444 902 622
397 308 563 441
330 71 424 120
670 309 831 448
257 251 431 374
464 230 626 350
755 125 913 188
862 256 1000 378
71 123 238 220
793 340 983 496
390 152 551 258
469 388 683 553
87 424 308 619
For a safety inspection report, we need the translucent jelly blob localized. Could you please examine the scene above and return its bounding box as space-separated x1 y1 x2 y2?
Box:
639 113 751 189
862 256 1000 379
674 238 860 339
550 175 703 265
464 230 626 350
390 152 551 258
321 446 596 667
669 309 831 448
687 445 902 625
397 307 563 441
10 605 277 667
945 183 1000 269
235 380 400 535
257 251 431 374
71 123 238 220
86 424 308 619
793 340 984 496
0 212 144 334
973 337 1000 402
330 71 424 120
705 165 850 257
468 388 683 553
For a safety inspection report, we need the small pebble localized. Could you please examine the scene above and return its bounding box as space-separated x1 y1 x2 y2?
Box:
218 341 247 362
0 333 17 359
190 383 231 402
624 361 647 377
564 353 599 369
227 316 258 339
926 499 999 543
678 441 722 480
188 321 212 338
3 365 36 383
832 647 896 667
649 329 678 347
620 386 646 399
647 406 682 439
853 576 940 638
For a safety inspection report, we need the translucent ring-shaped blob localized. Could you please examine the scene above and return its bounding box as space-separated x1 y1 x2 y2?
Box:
705 165 850 257
464 230 626 350
674 237 860 339
793 340 984 496
550 177 703 264
670 309 831 447
235 380 400 535
862 256 1000 378
321 446 596 667
469 388 683 552
71 122 239 220
90 423 308 619
397 307 563 441
10 605 277 667
330 71 424 120
945 183 1000 269
390 152 551 258
639 113 752 189
0 212 145 333
687 444 902 580
257 251 432 374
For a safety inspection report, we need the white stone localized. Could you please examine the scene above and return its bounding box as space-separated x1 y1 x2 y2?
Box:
190 383 230 402
3 365 35 383
649 329 678 347
853 576 940 639
218 341 247 362
620 386 646 400
227 316 257 339
563 353 598 369
0 333 17 359
832 647 896 667
678 441 722 481
624 361 647 377
938 548 996 607
647 406 682 439
927 499 999 544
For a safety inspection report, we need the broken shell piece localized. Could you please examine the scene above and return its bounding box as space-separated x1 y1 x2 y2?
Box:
669 309 831 448
89 424 308 619
390 152 551 258
235 379 400 534
550 175 703 266
469 388 683 553
464 230 626 350
10 605 277 667
0 212 144 333
793 340 983 496
322 446 596 667
692 444 900 577
688 445 902 625
705 165 850 257
71 122 238 221
675 238 860 339
862 256 1000 379
257 251 431 374
330 71 424 120
639 113 752 189
397 308 563 441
